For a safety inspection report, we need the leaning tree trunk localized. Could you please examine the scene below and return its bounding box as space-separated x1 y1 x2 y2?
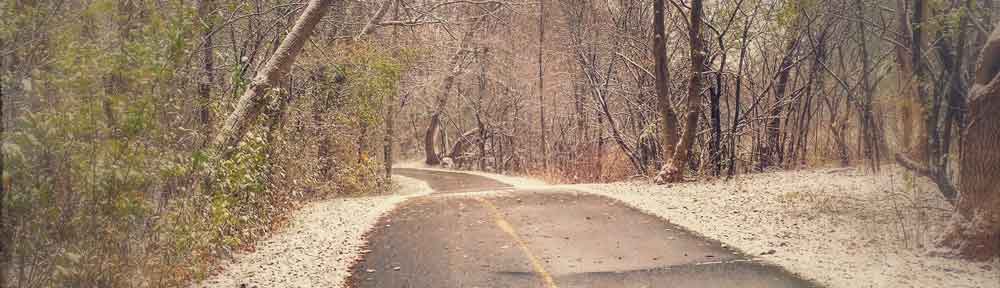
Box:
213 0 334 158
660 0 704 183
947 23 1000 260
424 20 481 165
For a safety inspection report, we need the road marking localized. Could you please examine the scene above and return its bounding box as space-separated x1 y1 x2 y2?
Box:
476 197 559 288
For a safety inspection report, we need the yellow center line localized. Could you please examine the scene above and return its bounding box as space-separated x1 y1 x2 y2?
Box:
476 197 559 288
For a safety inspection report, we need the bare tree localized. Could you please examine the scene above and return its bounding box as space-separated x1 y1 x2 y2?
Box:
661 0 705 183
213 0 336 157
653 0 679 172
538 0 548 170
760 27 800 170
424 20 482 165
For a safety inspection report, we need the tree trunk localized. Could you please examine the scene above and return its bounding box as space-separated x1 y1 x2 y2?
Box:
477 49 489 171
212 0 335 158
760 33 799 170
384 92 394 180
856 0 882 170
661 0 704 183
709 28 728 177
729 5 756 178
912 0 932 164
425 113 443 165
198 0 215 132
946 23 1000 260
653 0 679 169
0 54 7 288
424 21 480 165
894 0 930 162
538 0 548 170
384 0 399 181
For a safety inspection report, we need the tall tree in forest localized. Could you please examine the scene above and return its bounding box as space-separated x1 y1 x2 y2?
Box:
855 0 882 169
0 56 6 288
894 0 930 163
384 0 400 181
653 0 679 171
213 0 334 157
760 26 799 170
946 22 1000 260
198 0 215 131
660 0 705 183
539 0 548 170
894 0 961 201
729 3 757 177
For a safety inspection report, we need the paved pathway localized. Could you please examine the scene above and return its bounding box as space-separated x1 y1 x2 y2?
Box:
349 168 817 288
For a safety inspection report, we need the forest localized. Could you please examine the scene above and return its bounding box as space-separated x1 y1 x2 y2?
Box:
1 0 999 286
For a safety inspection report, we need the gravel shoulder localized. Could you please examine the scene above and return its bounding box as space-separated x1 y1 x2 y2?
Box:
443 166 1000 288
192 175 431 288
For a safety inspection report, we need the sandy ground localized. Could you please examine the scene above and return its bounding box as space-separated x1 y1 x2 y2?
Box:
192 175 431 288
459 166 1000 288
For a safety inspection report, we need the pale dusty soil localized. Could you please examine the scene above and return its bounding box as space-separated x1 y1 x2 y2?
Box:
463 166 1000 288
192 175 431 288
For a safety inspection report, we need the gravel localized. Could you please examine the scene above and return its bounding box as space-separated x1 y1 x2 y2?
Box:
192 175 431 288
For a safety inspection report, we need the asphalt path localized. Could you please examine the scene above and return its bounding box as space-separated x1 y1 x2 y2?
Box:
349 168 817 288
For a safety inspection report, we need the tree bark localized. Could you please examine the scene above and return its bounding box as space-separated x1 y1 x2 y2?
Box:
894 0 930 162
425 113 443 165
477 49 489 170
0 54 6 288
198 0 215 132
729 4 756 178
383 0 400 181
946 23 1000 260
212 0 335 158
538 0 548 170
653 0 679 169
912 0 932 164
855 0 882 170
661 0 705 183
